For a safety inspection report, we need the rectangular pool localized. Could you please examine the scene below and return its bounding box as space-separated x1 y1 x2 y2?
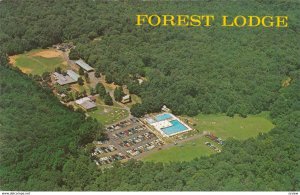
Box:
161 120 188 136
155 113 173 121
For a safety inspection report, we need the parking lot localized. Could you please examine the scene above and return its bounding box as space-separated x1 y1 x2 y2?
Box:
92 117 164 166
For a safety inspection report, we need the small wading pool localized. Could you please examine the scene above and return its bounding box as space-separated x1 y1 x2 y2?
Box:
155 113 173 121
162 120 188 135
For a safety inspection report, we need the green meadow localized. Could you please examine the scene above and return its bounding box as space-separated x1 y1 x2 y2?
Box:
88 105 129 125
11 49 66 75
143 137 219 163
143 112 274 163
190 112 274 140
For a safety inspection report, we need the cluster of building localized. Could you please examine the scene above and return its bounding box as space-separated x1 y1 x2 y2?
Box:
53 70 79 85
52 58 132 108
51 59 100 110
53 59 94 86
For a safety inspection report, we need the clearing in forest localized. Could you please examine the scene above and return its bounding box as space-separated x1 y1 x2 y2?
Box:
88 105 129 125
143 136 218 163
188 112 274 140
9 49 67 75
143 112 274 163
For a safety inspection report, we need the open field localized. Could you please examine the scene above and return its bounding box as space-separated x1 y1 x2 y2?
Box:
88 105 129 125
185 111 274 140
143 112 274 162
9 49 67 75
143 137 219 163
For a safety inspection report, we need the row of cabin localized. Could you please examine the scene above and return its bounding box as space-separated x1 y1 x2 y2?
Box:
54 59 132 106
73 60 96 110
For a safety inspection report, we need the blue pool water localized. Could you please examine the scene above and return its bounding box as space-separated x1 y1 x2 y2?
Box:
155 113 173 121
162 120 188 135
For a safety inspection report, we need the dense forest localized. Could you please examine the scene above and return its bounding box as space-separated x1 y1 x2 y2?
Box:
1 0 299 116
0 64 102 190
0 0 299 191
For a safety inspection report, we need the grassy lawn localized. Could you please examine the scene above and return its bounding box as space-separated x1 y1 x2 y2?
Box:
71 83 92 94
185 111 274 140
143 112 274 163
143 137 220 163
10 49 66 75
127 94 142 108
88 105 129 125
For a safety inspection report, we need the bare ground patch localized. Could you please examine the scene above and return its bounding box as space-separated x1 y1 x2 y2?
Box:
31 49 63 58
19 67 32 74
9 55 17 65
8 55 32 73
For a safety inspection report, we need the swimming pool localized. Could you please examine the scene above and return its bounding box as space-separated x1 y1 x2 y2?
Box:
155 113 173 121
161 120 188 135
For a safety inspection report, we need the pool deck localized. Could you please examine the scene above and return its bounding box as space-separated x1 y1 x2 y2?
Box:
155 113 173 121
145 113 192 137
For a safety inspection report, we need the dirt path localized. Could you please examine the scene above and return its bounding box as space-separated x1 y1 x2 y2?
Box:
61 51 72 66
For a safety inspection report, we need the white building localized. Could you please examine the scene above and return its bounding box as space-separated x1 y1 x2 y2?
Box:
75 59 94 72
75 97 97 111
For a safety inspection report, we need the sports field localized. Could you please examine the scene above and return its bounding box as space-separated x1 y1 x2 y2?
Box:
9 49 67 75
189 112 274 140
143 112 274 162
143 137 219 163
